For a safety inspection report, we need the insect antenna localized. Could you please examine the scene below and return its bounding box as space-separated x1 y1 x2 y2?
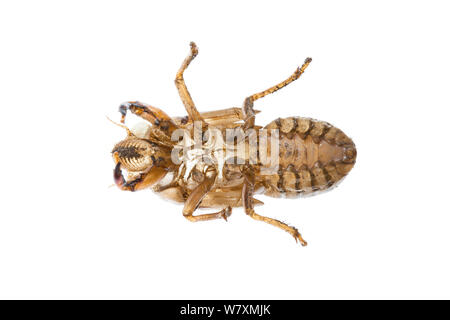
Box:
106 116 135 137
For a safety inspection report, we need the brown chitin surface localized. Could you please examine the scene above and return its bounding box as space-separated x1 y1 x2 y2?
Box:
261 117 357 197
112 138 154 172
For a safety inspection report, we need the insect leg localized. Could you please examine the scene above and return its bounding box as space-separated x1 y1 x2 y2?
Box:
242 169 307 246
113 162 167 191
173 108 258 127
174 42 206 124
198 108 244 126
119 101 179 136
182 172 232 222
242 57 312 129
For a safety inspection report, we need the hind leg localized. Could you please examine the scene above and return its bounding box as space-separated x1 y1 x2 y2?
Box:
242 57 312 129
242 169 307 246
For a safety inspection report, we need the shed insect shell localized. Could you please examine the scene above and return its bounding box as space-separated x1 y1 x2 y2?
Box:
111 42 356 246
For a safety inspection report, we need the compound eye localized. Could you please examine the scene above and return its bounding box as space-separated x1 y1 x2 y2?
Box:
113 162 125 187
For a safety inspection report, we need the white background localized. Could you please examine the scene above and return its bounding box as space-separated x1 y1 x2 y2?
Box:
0 1 449 299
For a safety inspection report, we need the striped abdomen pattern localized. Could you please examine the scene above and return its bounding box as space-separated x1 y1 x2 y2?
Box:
261 117 357 197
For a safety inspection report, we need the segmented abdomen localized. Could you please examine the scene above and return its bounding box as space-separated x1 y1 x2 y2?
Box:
261 117 357 197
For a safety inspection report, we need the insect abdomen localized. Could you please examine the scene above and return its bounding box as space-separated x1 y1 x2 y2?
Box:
261 117 357 197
